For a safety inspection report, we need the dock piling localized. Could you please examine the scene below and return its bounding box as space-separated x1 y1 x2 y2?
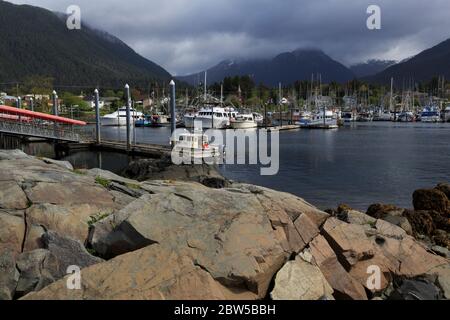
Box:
169 80 176 144
52 91 58 116
94 89 101 144
125 84 131 151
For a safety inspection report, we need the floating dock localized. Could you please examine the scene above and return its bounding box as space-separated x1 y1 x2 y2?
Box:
56 140 171 158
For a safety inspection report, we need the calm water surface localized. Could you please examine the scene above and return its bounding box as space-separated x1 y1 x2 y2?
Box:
22 122 450 210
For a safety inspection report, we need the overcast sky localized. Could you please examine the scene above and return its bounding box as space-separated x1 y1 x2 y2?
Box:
8 0 450 75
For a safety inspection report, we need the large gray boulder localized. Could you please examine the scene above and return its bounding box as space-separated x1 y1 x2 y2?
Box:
270 256 334 300
0 250 20 300
88 180 328 299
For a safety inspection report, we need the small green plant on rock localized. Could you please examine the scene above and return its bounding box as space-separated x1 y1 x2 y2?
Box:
87 212 110 227
125 183 141 190
95 176 111 188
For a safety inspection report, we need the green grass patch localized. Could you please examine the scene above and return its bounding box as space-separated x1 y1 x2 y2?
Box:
87 212 110 227
125 183 141 190
95 176 111 188
74 169 87 175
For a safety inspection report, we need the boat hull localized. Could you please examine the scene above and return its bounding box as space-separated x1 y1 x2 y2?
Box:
230 121 258 129
184 116 230 129
101 117 127 126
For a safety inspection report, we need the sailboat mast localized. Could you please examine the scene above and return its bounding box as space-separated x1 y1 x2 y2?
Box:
204 71 207 101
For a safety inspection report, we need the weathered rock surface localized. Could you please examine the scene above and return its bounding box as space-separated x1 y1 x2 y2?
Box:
0 211 25 255
270 256 334 300
0 250 19 300
322 216 449 294
89 181 328 298
41 158 74 171
26 203 114 244
0 181 29 210
309 235 368 300
42 231 103 279
15 249 55 297
123 157 230 188
23 245 251 300
1 150 449 301
24 182 115 206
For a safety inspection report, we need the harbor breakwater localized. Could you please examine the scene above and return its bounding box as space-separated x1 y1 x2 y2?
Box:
0 149 449 300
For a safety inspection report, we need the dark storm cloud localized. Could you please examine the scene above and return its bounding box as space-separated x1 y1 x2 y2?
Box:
9 0 450 75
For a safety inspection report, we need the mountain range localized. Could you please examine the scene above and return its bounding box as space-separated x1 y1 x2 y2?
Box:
177 49 355 86
0 1 448 89
179 38 450 86
350 60 397 78
0 1 171 88
366 38 450 83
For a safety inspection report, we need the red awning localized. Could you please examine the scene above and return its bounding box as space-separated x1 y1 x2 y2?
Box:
0 105 86 126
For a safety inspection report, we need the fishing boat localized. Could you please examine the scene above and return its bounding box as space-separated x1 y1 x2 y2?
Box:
135 116 151 127
373 110 392 121
295 111 312 126
101 107 143 126
300 109 338 129
184 106 238 129
397 111 415 122
172 132 223 159
444 105 450 122
420 106 441 123
357 112 373 122
150 114 170 127
230 114 258 129
253 113 264 125
341 111 357 123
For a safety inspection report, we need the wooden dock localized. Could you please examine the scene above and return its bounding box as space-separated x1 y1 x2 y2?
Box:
265 125 301 131
56 140 171 158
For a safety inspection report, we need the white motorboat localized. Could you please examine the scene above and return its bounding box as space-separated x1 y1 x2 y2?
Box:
397 111 415 122
295 111 312 126
420 106 441 123
373 111 392 121
184 106 238 129
172 132 222 159
101 107 143 126
341 111 357 123
444 105 450 122
301 110 338 128
357 112 373 122
230 114 258 129
253 113 264 125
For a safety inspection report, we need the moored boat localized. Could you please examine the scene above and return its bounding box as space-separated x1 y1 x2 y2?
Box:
300 109 338 129
172 132 223 159
184 107 238 129
101 107 143 126
397 111 415 122
420 106 441 123
444 105 450 122
230 114 258 129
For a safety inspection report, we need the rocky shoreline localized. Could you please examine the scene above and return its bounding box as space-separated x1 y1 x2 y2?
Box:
0 149 448 300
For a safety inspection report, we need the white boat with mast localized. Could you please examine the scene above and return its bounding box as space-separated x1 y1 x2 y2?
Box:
420 98 441 123
300 75 338 129
183 71 238 129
